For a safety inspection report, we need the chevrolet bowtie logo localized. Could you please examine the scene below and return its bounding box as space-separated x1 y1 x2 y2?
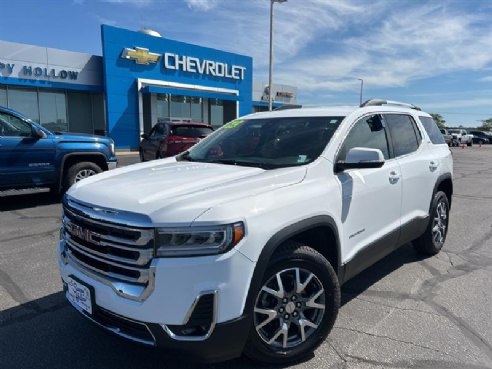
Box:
121 47 160 65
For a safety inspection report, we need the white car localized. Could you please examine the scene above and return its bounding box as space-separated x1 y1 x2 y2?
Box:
448 128 473 146
58 99 453 364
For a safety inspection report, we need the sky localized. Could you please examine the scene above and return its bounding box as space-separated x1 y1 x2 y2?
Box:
1 0 492 127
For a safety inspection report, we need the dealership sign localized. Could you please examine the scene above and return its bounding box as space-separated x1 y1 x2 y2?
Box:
121 47 246 80
0 61 78 80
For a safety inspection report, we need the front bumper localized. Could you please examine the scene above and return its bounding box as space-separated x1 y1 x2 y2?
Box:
65 293 251 362
58 239 255 361
107 160 117 170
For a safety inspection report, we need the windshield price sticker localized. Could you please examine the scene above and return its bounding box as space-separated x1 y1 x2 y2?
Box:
224 120 245 129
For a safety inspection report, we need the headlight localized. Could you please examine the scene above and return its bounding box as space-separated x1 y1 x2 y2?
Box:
109 140 115 156
156 222 245 257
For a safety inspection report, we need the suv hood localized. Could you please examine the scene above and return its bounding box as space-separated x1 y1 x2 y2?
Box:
68 158 306 225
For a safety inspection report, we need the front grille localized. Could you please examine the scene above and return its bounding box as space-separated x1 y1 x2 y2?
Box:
62 200 154 291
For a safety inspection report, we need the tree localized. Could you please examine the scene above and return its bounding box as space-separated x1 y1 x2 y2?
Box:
430 113 446 129
478 118 492 131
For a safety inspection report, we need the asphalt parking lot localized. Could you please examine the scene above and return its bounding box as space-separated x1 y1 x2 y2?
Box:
1 146 492 369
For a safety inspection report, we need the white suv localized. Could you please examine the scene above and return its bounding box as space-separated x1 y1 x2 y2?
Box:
58 99 453 364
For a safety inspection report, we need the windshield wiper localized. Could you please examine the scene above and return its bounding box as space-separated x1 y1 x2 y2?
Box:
209 159 277 170
177 151 196 162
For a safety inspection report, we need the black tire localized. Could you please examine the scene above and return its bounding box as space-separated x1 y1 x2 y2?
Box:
467 141 472 147
139 149 145 162
244 242 340 364
413 191 450 255
63 162 102 191
156 151 162 159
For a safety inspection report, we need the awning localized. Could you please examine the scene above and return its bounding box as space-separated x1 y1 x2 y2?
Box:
141 85 240 101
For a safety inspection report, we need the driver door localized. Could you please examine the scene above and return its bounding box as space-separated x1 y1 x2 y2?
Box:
335 114 402 278
0 112 56 188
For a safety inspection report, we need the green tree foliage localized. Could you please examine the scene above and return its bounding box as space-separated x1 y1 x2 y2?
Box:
478 118 492 131
430 113 446 129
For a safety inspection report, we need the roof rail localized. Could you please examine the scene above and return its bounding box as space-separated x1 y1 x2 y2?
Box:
273 104 303 111
360 99 421 111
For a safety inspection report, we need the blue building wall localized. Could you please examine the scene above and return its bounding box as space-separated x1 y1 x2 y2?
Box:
101 25 253 149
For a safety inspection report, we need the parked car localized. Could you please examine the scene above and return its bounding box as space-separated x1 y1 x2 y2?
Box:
59 99 453 364
440 128 456 146
0 106 116 194
139 121 213 161
469 130 492 144
448 129 473 146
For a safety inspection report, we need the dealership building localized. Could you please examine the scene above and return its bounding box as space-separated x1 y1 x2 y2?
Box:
0 25 297 149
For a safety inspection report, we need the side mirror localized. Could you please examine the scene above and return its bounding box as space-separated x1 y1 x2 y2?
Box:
141 133 149 139
32 125 47 139
336 147 385 172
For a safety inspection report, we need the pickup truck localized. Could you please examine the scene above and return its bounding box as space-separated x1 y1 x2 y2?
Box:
448 129 473 146
0 106 117 195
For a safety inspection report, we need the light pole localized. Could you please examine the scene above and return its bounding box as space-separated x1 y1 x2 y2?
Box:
357 78 364 105
269 0 287 111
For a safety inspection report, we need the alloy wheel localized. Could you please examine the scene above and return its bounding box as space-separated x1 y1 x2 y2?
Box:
74 169 97 182
432 200 448 246
254 267 325 349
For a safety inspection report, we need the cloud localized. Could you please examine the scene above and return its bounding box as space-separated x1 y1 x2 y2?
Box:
138 0 492 104
184 0 219 11
100 0 153 7
480 76 492 82
91 14 118 26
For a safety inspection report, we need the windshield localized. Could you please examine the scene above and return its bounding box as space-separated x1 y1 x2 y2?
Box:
178 116 344 169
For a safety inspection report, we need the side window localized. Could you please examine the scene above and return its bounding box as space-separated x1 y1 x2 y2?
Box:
150 124 165 138
385 114 419 157
0 112 32 137
419 116 445 144
338 114 389 160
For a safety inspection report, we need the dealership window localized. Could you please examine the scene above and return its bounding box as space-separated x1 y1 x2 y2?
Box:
209 99 224 127
8 88 40 122
39 91 68 132
0 85 106 135
170 95 191 120
190 97 202 122
92 94 106 136
0 87 6 107
68 92 92 134
156 93 170 121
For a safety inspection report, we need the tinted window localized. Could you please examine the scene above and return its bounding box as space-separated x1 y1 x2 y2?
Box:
0 112 32 137
385 114 419 157
172 125 213 138
419 116 445 144
339 114 389 160
150 124 166 137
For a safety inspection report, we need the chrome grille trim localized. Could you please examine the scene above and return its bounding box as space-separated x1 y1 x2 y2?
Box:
63 209 153 246
63 220 153 266
64 241 150 284
62 195 155 301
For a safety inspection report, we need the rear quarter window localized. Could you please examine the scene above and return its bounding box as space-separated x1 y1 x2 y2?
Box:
419 116 446 144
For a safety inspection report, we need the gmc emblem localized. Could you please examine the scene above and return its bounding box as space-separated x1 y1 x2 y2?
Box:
66 223 98 244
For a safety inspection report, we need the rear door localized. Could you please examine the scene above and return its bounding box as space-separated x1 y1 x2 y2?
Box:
0 112 56 188
384 114 437 236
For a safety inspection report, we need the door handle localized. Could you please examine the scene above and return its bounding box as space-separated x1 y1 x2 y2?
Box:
429 161 439 171
389 171 400 184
